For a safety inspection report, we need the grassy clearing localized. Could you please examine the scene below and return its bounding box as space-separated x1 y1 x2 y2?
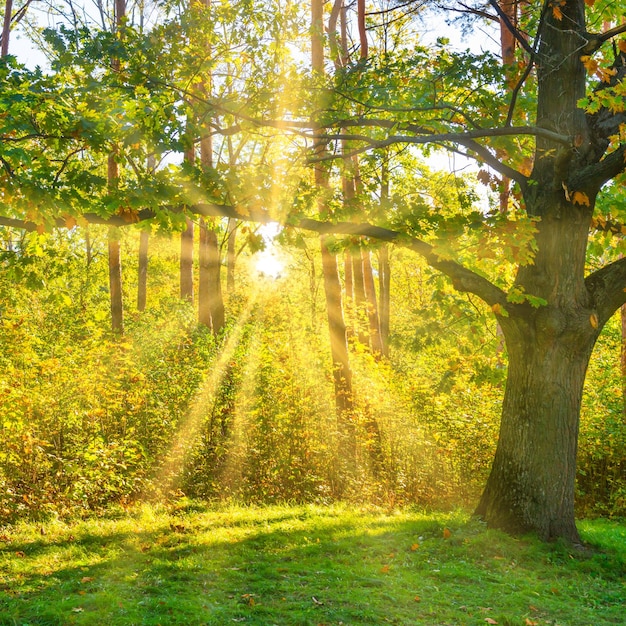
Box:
0 503 624 625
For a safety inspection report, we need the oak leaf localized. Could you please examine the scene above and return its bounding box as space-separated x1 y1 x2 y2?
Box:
571 191 590 206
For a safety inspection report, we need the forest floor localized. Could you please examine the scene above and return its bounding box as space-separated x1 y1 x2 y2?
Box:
0 503 624 625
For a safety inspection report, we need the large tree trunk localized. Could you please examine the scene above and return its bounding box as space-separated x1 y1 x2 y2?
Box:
475 1 613 541
476 311 595 541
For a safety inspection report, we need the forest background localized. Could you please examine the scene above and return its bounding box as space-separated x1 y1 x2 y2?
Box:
0 0 625 536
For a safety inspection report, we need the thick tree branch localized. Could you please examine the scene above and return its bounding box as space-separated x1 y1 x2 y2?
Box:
586 255 626 325
582 23 626 56
0 203 507 307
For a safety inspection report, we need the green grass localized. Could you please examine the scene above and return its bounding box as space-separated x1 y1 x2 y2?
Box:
0 503 624 625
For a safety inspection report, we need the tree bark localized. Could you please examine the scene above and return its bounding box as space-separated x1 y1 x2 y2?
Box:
137 229 149 312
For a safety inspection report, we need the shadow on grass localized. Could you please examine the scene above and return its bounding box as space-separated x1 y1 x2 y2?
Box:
1 507 625 625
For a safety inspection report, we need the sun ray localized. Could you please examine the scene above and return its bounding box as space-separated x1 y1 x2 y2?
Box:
147 287 260 499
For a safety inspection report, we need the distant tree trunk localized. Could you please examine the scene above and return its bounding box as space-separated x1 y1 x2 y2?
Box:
378 245 390 357
137 229 149 312
357 0 367 59
198 218 211 327
107 0 125 334
352 248 368 345
180 217 194 303
344 250 354 338
312 0 354 426
199 126 225 333
107 155 124 334
1 0 12 57
378 157 390 356
362 249 382 355
226 218 237 292
206 222 225 333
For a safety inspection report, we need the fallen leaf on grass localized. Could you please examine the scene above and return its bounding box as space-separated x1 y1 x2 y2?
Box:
72 607 84 613
525 619 539 626
414 595 421 602
14 551 25 558
80 576 94 583
443 528 452 539
380 565 390 573
484 619 498 625
312 596 324 605
411 543 420 551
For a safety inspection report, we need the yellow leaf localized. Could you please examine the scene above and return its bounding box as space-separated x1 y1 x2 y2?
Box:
80 576 94 583
443 528 452 540
491 303 508 317
552 5 563 20
571 191 590 206
485 619 498 625
619 40 626 54
590 313 599 329
414 595 421 602
380 565 390 573
584 0 595 6
411 543 420 551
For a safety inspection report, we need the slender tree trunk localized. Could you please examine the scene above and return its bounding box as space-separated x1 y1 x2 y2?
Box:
352 249 368 345
180 217 194 303
198 123 225 333
206 223 225 333
108 228 124 334
344 250 354 338
378 245 390 356
362 249 382 355
107 155 124 333
226 218 237 292
198 218 211 327
137 229 149 312
106 0 125 334
1 0 12 57
312 0 354 421
137 154 154 313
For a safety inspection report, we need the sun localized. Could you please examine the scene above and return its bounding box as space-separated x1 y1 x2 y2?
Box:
252 222 285 280
254 250 284 280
